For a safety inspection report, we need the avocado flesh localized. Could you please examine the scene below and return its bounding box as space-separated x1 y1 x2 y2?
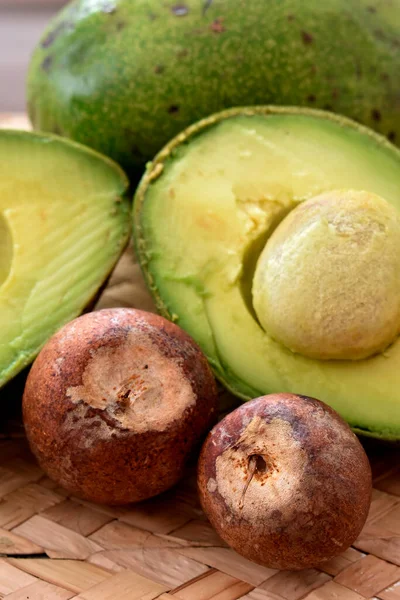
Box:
0 130 130 388
135 108 400 441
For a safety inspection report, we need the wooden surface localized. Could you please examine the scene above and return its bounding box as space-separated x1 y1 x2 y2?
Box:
1 115 400 600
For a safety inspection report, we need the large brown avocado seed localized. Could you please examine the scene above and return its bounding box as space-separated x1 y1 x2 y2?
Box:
198 393 372 570
23 308 217 505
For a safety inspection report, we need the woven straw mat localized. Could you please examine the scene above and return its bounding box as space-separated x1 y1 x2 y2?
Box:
0 114 399 600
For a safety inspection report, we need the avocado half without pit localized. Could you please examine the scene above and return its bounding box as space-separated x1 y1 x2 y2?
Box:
134 107 400 441
0 130 130 388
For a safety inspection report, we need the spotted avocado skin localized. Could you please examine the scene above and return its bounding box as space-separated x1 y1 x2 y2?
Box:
27 0 400 176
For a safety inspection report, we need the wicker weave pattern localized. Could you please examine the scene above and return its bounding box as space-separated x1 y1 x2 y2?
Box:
0 114 400 600
0 434 399 600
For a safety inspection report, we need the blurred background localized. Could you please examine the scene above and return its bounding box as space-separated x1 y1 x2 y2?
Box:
0 0 67 111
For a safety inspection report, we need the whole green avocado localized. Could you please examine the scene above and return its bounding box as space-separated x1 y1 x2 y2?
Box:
27 0 400 176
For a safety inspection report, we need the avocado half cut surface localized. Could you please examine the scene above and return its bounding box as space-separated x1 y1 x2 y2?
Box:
134 107 400 441
0 130 130 389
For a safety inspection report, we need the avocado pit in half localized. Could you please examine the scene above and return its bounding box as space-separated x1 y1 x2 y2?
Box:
253 190 400 360
134 107 400 441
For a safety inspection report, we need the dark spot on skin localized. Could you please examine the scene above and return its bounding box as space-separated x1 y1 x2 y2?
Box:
168 105 180 114
172 4 189 16
301 31 314 45
373 28 399 47
144 365 149 369
203 0 213 15
307 94 316 103
41 21 68 48
388 131 397 142
41 55 53 73
154 65 165 74
374 28 385 41
371 108 381 122
211 17 226 33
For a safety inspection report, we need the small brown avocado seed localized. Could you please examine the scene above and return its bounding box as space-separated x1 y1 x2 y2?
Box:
197 393 372 570
23 308 217 505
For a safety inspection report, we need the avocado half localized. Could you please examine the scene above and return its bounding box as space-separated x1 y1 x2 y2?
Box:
0 130 130 389
27 0 400 176
134 107 400 441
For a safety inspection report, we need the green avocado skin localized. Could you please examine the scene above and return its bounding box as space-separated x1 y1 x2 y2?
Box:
27 0 400 176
